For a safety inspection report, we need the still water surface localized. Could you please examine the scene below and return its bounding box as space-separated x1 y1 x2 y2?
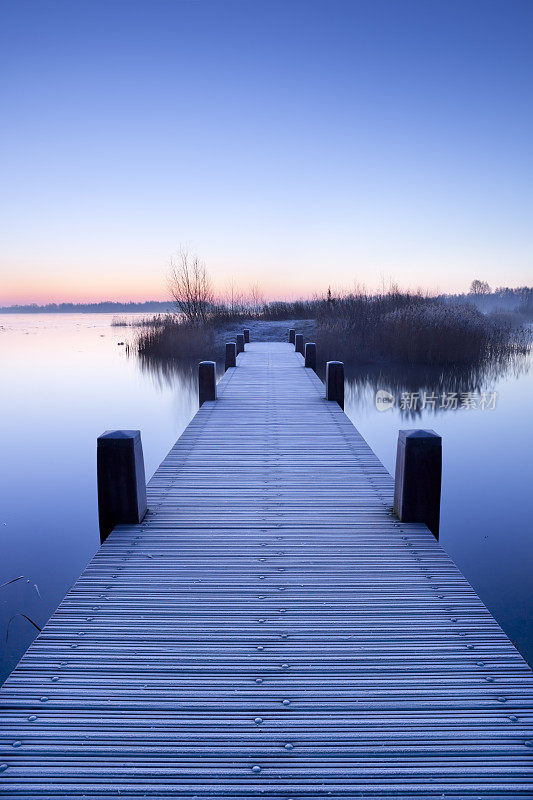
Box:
0 313 532 682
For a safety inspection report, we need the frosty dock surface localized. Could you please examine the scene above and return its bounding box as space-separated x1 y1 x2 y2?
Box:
1 341 532 798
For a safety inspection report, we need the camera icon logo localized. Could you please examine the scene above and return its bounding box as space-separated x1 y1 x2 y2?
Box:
375 389 395 412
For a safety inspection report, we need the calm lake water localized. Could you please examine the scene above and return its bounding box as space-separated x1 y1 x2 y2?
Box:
1 313 532 682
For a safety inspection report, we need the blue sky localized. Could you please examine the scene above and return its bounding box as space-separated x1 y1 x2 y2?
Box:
1 0 532 302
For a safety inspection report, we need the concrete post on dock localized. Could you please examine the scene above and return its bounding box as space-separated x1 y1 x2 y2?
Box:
295 334 304 355
236 334 245 354
243 329 250 343
393 429 442 538
288 329 295 344
326 361 344 409
199 361 216 407
305 342 316 371
225 342 237 371
97 430 147 543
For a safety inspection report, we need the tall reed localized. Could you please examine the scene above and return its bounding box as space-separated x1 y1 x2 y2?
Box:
315 292 530 366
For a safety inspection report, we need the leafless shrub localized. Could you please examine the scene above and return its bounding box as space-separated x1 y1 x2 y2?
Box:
248 283 265 317
168 251 213 324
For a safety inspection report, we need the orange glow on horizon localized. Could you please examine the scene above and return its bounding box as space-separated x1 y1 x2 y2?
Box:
0 272 325 307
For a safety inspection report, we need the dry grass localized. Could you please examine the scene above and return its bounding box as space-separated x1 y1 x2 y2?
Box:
315 292 531 366
131 317 215 361
128 291 531 368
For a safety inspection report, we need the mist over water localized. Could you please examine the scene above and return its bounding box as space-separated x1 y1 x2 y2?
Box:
0 314 532 683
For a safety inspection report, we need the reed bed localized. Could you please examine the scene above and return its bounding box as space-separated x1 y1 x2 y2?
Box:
112 313 169 328
131 317 215 361
315 293 531 366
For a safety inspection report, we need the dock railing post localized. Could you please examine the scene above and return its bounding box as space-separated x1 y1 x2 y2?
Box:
199 361 216 407
294 333 304 355
97 430 147 543
225 342 237 371
288 329 295 344
393 429 442 538
305 342 316 371
243 329 250 344
326 361 344 409
236 333 245 354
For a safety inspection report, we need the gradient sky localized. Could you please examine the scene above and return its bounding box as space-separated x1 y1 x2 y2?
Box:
1 0 532 304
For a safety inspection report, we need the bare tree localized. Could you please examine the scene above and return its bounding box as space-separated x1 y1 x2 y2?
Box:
168 251 213 324
223 277 244 316
248 283 265 317
469 279 492 295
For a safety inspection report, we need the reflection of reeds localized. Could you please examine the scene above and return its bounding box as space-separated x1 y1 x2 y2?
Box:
1 576 23 588
133 354 200 391
1 576 43 646
128 338 226 393
316 294 531 366
6 613 41 642
338 352 531 419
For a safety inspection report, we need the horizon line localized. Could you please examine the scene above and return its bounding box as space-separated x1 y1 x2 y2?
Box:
2 285 532 312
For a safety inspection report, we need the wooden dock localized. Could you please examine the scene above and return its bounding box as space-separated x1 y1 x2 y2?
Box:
1 341 532 797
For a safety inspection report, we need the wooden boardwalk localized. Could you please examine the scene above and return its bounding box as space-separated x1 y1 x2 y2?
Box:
1 341 532 798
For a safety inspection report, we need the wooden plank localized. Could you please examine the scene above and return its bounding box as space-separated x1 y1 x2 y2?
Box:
1 341 532 798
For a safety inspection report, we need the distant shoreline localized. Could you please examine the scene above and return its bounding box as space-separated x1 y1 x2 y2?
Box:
0 302 171 314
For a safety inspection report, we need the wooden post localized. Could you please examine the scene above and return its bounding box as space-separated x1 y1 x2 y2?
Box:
236 333 245 354
225 342 237 371
326 361 344 409
199 361 216 407
288 329 295 344
294 334 304 355
97 430 147 543
243 329 250 343
305 342 316 371
393 429 442 538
